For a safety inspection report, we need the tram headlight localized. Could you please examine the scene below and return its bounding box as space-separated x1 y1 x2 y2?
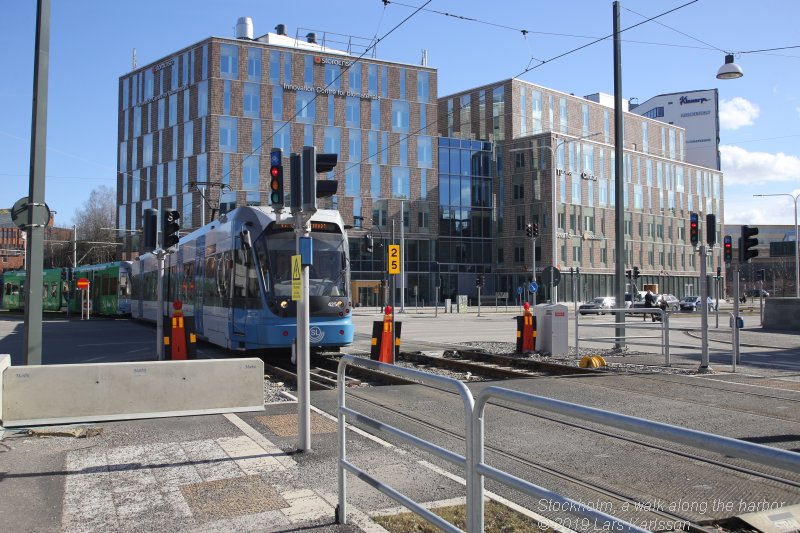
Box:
280 300 289 309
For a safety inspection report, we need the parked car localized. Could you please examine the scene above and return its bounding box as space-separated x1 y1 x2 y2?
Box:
579 297 616 315
746 289 769 298
680 296 701 312
624 292 645 308
658 294 681 311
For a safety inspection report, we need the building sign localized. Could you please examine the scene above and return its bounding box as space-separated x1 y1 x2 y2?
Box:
679 95 709 105
314 56 353 67
153 59 175 72
282 83 378 100
557 231 604 241
557 169 597 181
138 85 187 107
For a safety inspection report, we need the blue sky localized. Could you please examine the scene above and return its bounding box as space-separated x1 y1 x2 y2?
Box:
2 0 799 228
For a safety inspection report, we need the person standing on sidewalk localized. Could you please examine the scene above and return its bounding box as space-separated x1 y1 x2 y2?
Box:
644 290 654 321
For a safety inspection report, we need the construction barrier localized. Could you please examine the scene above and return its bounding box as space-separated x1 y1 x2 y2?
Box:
370 306 401 364
515 302 537 353
163 301 197 360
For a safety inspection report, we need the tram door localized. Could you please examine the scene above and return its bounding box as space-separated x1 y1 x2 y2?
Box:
231 249 248 337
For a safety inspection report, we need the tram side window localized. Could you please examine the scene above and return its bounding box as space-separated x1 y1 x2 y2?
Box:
51 282 57 298
102 276 110 296
108 276 118 297
42 283 48 298
233 249 260 308
204 255 218 307
119 274 129 297
182 261 195 305
5 283 11 295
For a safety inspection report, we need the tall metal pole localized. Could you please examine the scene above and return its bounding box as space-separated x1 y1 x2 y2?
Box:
23 0 51 366
551 145 558 303
699 244 710 371
156 250 165 360
72 225 77 267
531 231 537 306
294 212 312 452
613 1 626 350
400 199 405 313
200 186 206 227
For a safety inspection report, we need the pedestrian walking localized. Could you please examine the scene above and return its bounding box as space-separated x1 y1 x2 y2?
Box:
643 290 654 321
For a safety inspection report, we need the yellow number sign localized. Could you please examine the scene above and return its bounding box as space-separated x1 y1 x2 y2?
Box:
388 245 400 274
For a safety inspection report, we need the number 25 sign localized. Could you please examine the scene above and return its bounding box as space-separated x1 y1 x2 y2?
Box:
388 245 400 274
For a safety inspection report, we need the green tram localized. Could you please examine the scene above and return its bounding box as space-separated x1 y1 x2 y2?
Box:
68 261 132 316
1 268 67 311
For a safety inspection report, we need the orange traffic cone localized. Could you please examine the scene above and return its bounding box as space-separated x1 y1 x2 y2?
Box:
379 305 394 364
516 302 536 353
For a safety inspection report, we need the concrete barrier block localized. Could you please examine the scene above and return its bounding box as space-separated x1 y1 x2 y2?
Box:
1 358 264 427
763 298 800 331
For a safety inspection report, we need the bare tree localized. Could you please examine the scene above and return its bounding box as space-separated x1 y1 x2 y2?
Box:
73 185 117 265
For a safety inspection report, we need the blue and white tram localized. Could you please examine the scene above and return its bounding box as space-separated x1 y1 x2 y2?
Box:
131 206 354 350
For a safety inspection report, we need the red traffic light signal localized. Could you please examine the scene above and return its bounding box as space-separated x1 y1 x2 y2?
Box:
162 209 181 250
723 235 732 264
270 148 284 211
689 212 699 246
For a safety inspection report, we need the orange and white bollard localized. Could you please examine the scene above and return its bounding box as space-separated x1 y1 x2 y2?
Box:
379 305 394 364
165 300 188 360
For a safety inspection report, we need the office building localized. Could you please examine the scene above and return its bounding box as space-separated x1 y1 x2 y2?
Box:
439 79 725 301
116 19 438 307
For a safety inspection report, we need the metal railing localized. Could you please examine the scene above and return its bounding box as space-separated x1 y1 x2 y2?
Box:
337 355 476 533
576 307 671 365
336 356 800 532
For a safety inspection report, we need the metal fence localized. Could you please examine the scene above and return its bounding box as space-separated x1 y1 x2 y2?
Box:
336 355 800 533
575 308 671 365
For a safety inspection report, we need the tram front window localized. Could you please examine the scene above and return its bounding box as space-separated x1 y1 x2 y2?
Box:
258 231 347 298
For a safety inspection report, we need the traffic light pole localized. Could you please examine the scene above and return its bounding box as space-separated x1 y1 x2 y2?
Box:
295 214 312 453
699 244 710 372
156 249 166 361
531 234 537 306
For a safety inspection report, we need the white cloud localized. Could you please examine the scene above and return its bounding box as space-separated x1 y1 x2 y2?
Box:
724 190 800 226
720 145 800 185
719 97 759 130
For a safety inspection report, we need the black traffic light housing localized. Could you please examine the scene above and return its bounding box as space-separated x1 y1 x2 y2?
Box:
626 269 632 280
162 209 181 250
142 207 158 252
363 234 373 253
531 223 539 238
270 148 284 212
525 224 532 238
689 212 699 247
632 266 640 279
476 275 484 287
300 146 339 213
706 213 716 246
723 235 732 264
740 225 759 263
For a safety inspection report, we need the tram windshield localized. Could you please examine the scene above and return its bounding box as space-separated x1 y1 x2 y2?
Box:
256 230 348 298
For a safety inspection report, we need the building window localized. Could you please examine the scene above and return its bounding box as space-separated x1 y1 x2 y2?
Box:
392 101 409 133
368 64 378 95
559 97 568 133
272 86 283 120
345 96 360 128
492 86 505 141
184 121 193 158
324 126 341 157
244 83 260 118
220 44 239 79
581 104 589 136
219 117 238 152
391 167 410 198
296 90 315 123
348 128 361 162
247 48 261 81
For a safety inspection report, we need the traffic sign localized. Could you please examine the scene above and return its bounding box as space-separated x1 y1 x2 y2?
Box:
76 278 89 290
291 255 301 301
517 286 523 295
11 196 51 229
529 281 538 293
388 245 400 274
542 266 561 287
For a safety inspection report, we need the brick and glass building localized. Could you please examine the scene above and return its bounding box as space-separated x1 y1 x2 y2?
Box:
439 79 725 301
116 20 440 304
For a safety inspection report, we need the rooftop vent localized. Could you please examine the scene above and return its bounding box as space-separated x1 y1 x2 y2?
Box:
235 17 254 40
306 32 317 44
275 24 287 36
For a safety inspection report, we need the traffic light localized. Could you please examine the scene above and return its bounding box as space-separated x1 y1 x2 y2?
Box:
162 209 181 250
626 269 632 280
363 234 373 253
476 275 484 287
706 213 716 246
142 208 158 252
632 266 640 279
301 146 339 213
740 225 759 263
525 224 533 238
723 236 732 264
689 212 699 247
270 148 284 212
532 223 539 238
716 266 722 278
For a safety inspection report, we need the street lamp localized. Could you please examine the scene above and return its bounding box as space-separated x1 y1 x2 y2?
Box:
753 192 799 297
716 54 744 80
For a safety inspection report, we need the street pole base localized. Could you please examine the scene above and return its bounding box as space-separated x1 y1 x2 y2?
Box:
697 365 714 374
